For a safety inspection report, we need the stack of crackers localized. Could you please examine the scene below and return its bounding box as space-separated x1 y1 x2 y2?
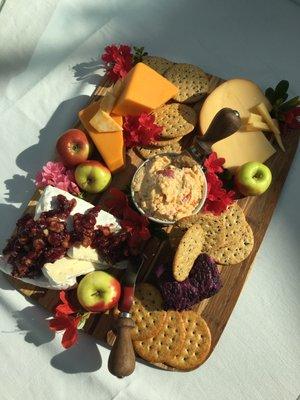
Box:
131 283 211 371
171 202 254 280
137 56 209 158
128 203 254 370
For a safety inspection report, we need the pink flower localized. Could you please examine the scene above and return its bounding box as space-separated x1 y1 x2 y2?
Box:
35 161 80 195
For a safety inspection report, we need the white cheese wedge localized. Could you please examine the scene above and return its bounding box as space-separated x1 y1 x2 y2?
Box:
35 186 120 230
35 186 121 267
67 246 129 269
90 109 123 132
42 257 98 286
67 245 108 265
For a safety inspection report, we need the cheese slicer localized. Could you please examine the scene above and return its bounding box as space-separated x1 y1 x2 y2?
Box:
188 107 241 160
107 255 146 378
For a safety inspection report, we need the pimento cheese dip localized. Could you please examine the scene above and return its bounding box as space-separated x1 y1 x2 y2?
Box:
132 155 204 221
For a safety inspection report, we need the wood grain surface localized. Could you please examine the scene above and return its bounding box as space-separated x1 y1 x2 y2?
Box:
4 74 299 371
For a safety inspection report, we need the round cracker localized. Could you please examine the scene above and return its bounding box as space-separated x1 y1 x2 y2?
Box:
137 142 182 159
131 283 167 340
150 135 183 147
131 299 167 341
142 56 174 75
135 283 163 310
221 202 247 244
133 311 186 364
166 311 211 370
210 223 254 265
164 63 209 103
176 212 226 252
153 103 196 139
173 224 204 282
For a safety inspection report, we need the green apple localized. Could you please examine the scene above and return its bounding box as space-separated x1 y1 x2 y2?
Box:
235 161 272 196
77 271 121 312
75 160 111 193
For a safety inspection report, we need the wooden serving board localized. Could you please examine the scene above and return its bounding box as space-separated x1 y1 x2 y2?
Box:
4 74 299 371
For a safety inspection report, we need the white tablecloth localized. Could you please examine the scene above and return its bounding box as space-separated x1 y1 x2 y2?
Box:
0 1 299 399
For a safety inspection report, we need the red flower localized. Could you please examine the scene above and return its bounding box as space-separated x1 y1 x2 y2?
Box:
49 313 80 349
55 291 78 315
123 113 163 148
204 152 225 174
204 172 235 215
105 188 129 219
101 44 133 82
282 107 300 131
121 206 151 251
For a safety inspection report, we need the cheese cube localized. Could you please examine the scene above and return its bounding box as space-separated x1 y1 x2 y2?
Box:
112 62 179 116
211 130 276 170
79 102 125 173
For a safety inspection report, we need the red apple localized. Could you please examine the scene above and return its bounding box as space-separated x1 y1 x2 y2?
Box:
77 271 121 312
56 129 90 167
75 160 111 193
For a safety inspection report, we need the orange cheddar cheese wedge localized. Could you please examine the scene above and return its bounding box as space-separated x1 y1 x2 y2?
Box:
78 102 125 173
112 62 178 116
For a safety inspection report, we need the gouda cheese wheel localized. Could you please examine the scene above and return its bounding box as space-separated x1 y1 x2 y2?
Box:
211 130 276 170
79 103 125 173
199 79 271 134
113 62 178 116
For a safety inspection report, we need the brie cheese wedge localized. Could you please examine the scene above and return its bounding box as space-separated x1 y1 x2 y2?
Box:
42 257 98 286
35 186 121 265
67 245 109 266
35 186 120 231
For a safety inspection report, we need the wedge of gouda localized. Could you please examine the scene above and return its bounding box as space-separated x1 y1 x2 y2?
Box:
200 79 271 134
79 103 125 173
113 62 178 116
211 130 276 170
254 102 285 151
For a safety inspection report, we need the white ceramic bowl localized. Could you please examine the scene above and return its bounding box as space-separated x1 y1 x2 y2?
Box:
131 153 207 225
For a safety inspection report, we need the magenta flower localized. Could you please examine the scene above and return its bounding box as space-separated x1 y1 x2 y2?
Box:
35 161 80 195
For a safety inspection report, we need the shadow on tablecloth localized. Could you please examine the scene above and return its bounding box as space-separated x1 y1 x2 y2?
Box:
5 304 103 373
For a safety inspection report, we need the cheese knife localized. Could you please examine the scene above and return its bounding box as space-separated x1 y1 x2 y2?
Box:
107 255 146 378
189 107 242 159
